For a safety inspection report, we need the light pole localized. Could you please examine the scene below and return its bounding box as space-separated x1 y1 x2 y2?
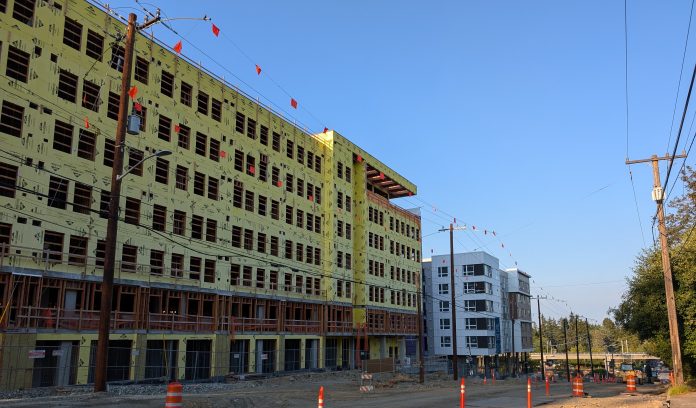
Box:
117 150 171 181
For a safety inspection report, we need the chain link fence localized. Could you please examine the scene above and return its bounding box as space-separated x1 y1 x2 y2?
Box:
0 338 428 391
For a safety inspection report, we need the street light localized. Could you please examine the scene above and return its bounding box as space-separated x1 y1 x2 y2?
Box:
95 146 170 392
117 149 171 181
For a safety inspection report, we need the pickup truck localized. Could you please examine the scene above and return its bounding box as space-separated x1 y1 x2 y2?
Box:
615 363 644 384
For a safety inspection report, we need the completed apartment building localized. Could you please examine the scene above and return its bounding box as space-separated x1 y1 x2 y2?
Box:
422 252 532 376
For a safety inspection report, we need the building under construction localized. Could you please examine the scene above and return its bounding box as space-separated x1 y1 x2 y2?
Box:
0 0 421 389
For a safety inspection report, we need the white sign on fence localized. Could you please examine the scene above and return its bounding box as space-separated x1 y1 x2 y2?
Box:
261 354 268 360
52 350 63 357
28 350 45 359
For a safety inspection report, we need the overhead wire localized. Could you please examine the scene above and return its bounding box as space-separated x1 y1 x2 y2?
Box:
665 0 696 153
624 0 647 248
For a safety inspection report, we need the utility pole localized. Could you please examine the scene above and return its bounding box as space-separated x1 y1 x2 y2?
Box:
508 318 517 377
449 224 458 380
575 315 580 374
626 153 687 386
438 224 466 381
416 271 425 383
586 318 594 378
535 296 545 378
563 318 570 382
94 12 160 392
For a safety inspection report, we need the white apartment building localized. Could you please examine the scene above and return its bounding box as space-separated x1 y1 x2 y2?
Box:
422 252 533 375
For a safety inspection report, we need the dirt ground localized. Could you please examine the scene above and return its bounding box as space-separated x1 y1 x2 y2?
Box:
0 371 677 407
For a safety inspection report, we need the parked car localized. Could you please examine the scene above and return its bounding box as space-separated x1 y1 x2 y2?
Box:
657 370 671 384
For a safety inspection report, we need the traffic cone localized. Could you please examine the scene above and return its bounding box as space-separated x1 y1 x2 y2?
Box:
483 375 487 385
165 381 182 408
460 378 465 408
317 386 324 408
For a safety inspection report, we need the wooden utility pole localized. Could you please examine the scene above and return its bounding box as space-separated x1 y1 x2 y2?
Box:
563 319 570 382
437 223 467 380
416 271 425 383
95 12 160 392
626 153 687 386
575 315 580 374
535 296 545 377
449 224 458 380
586 318 594 378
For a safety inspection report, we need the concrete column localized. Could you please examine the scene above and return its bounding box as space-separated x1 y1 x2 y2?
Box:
310 339 319 369
255 339 263 373
212 334 231 378
336 338 343 367
0 334 36 390
300 338 306 369
248 337 257 373
380 337 387 359
276 335 285 373
131 333 147 381
75 337 92 385
55 341 73 386
176 339 187 381
399 337 406 363
318 337 324 369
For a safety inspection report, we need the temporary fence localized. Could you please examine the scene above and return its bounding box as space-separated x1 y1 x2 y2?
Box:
0 340 430 391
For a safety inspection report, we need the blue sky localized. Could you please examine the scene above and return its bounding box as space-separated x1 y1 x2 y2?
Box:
107 0 696 322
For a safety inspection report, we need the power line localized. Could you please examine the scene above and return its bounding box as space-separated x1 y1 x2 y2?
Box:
663 63 696 196
624 0 647 248
624 0 630 159
665 0 696 153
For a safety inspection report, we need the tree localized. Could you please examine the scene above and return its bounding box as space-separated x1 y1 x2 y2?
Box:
613 167 696 377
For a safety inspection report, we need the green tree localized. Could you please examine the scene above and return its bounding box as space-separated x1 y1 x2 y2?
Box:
613 167 696 377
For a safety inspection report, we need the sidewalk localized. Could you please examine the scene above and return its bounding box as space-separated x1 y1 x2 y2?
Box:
670 392 696 408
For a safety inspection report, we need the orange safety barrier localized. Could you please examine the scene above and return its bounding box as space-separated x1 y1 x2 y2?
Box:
460 378 465 408
527 377 532 408
626 374 636 392
545 376 550 396
318 386 324 408
572 375 584 397
165 381 182 408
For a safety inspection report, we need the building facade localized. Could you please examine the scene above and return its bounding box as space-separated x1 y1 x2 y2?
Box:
422 252 532 376
0 0 421 389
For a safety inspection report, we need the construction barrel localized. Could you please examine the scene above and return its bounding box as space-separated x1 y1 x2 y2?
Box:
572 375 584 397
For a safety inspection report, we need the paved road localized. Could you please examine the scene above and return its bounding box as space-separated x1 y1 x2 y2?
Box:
0 377 671 407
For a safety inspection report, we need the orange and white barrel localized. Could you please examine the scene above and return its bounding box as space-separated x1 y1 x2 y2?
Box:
165 381 182 408
626 374 636 392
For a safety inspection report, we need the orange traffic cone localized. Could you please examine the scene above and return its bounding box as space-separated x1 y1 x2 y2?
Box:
317 386 324 408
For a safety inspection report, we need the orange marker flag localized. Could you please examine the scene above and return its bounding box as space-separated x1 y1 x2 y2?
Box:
290 98 298 109
255 65 262 75
212 23 220 37
128 86 138 99
173 40 183 54
134 102 142 112
323 127 328 133
174 124 181 133
84 117 90 129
